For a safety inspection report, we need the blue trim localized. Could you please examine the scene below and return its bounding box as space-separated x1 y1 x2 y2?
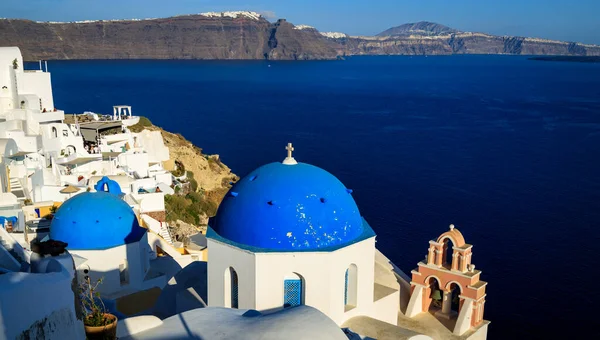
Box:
207 217 376 253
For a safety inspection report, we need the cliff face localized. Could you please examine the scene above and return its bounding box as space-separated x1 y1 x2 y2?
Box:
1 15 599 59
342 33 600 56
0 15 339 60
266 20 340 60
377 21 458 37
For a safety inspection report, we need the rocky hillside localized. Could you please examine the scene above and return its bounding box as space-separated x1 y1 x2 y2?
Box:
127 117 237 209
1 13 599 58
0 13 339 60
377 21 458 37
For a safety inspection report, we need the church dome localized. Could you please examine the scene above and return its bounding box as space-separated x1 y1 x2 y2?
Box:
50 192 145 250
211 161 367 251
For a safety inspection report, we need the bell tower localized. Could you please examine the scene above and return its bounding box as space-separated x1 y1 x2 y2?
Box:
405 225 488 336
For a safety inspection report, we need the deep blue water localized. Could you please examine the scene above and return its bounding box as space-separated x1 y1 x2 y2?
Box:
39 56 600 338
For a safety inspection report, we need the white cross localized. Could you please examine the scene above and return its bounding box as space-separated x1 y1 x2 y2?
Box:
286 143 294 158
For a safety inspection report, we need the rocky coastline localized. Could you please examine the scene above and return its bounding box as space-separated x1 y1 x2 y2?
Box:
1 15 598 60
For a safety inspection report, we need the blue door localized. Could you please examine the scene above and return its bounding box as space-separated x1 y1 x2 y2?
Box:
284 279 302 307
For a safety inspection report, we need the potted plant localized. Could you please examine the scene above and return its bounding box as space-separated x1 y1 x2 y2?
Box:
80 277 117 339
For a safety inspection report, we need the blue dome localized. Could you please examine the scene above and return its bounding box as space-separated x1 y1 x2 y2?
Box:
50 192 145 250
211 162 368 251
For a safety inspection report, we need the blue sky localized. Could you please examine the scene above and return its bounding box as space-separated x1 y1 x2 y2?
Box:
2 0 599 44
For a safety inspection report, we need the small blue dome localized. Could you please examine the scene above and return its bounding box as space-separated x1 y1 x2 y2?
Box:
50 192 145 250
211 162 366 251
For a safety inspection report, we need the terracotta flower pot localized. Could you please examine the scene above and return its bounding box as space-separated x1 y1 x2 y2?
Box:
84 313 117 340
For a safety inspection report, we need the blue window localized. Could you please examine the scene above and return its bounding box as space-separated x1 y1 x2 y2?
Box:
344 269 349 305
231 270 239 309
284 279 302 307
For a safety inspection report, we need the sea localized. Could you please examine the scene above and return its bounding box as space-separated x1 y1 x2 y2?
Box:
36 55 600 339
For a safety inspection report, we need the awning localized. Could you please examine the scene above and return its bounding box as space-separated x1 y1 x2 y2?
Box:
60 185 81 194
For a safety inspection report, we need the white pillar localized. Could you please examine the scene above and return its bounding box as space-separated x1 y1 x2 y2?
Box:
454 298 474 335
405 285 424 317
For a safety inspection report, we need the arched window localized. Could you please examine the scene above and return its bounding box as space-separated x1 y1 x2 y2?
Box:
344 264 358 311
224 267 239 309
283 273 304 308
426 276 443 312
441 237 455 268
51 127 58 138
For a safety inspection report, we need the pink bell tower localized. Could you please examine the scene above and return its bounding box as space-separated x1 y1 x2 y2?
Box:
405 225 488 336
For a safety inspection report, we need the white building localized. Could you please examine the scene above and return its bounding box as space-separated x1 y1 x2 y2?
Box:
49 178 166 300
206 147 400 326
0 46 173 235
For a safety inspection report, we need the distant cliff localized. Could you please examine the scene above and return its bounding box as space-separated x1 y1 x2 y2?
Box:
0 13 339 60
1 15 599 60
342 22 600 56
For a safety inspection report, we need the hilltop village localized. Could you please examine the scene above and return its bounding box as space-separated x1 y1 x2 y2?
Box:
0 47 489 340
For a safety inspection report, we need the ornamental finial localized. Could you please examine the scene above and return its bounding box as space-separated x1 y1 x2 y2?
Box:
282 142 298 165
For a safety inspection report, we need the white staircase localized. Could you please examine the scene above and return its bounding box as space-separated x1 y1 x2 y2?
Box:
140 214 174 245
158 224 174 245
9 178 26 202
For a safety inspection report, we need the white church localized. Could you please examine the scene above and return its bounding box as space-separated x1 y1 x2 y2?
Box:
207 144 400 326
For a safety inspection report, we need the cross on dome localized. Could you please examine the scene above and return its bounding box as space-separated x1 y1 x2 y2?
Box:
282 142 298 165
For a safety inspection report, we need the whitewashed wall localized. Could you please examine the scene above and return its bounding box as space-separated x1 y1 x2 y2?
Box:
70 234 157 298
207 240 256 309
134 130 170 164
118 153 150 178
18 71 54 111
207 236 398 326
0 262 85 339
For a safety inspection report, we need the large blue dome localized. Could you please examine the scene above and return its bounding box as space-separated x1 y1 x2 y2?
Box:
50 192 145 250
211 162 369 251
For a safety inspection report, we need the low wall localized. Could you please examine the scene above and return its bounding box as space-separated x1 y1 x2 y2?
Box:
0 263 84 339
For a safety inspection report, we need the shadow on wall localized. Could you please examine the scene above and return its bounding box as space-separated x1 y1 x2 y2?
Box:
152 261 206 319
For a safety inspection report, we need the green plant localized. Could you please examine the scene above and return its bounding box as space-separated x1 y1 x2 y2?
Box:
186 171 198 192
49 205 58 214
172 160 185 177
128 116 153 132
80 277 111 327
12 58 18 70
